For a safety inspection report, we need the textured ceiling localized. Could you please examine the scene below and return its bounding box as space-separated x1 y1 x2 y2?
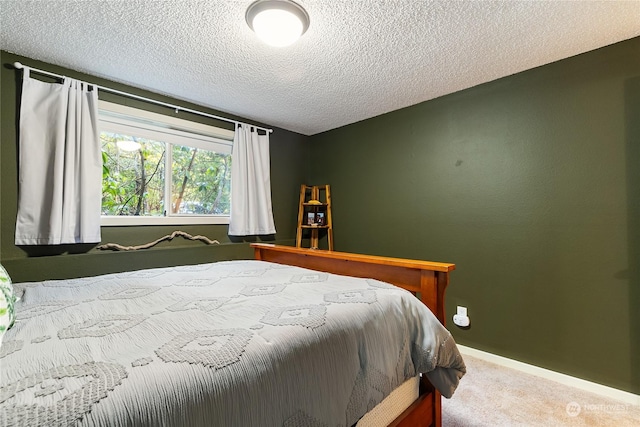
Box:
1 1 639 136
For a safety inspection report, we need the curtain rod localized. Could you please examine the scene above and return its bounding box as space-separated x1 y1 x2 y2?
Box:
12 61 273 134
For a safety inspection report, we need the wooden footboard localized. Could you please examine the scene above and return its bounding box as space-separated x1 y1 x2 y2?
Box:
250 243 455 427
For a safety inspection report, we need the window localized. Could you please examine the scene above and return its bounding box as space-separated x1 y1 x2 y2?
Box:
99 101 234 226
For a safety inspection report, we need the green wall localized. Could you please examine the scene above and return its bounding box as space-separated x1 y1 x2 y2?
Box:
309 37 640 394
1 51 309 281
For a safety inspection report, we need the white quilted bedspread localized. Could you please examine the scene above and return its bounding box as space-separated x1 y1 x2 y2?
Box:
0 260 465 427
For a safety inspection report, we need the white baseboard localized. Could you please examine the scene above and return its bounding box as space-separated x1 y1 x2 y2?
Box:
457 344 640 407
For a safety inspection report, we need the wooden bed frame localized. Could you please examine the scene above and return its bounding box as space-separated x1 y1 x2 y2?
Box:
251 243 456 427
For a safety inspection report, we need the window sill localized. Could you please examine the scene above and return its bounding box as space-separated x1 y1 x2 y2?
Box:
101 216 230 226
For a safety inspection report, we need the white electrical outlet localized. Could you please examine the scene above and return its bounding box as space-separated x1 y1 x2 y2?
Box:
453 305 470 327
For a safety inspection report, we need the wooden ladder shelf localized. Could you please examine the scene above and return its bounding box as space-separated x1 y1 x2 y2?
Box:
296 184 333 250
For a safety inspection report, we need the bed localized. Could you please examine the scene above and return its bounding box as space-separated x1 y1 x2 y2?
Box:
0 243 465 426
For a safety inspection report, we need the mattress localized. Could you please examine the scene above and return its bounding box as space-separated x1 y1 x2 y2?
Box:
356 375 420 427
1 260 465 426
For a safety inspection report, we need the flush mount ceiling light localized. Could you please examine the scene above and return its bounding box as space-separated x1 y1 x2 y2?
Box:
246 0 310 47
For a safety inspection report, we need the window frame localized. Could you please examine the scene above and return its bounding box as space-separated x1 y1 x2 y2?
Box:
98 101 234 226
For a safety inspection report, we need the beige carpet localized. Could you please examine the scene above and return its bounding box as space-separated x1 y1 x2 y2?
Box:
442 354 640 426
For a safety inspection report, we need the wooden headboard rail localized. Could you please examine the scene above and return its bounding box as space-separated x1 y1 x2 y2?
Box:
251 243 455 325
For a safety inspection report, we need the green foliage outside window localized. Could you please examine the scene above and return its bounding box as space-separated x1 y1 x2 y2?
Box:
101 132 231 217
170 144 231 215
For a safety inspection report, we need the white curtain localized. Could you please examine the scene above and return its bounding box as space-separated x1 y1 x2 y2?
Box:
15 70 102 245
228 124 276 236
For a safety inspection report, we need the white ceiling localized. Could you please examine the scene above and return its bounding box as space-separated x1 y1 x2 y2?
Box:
1 1 639 136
